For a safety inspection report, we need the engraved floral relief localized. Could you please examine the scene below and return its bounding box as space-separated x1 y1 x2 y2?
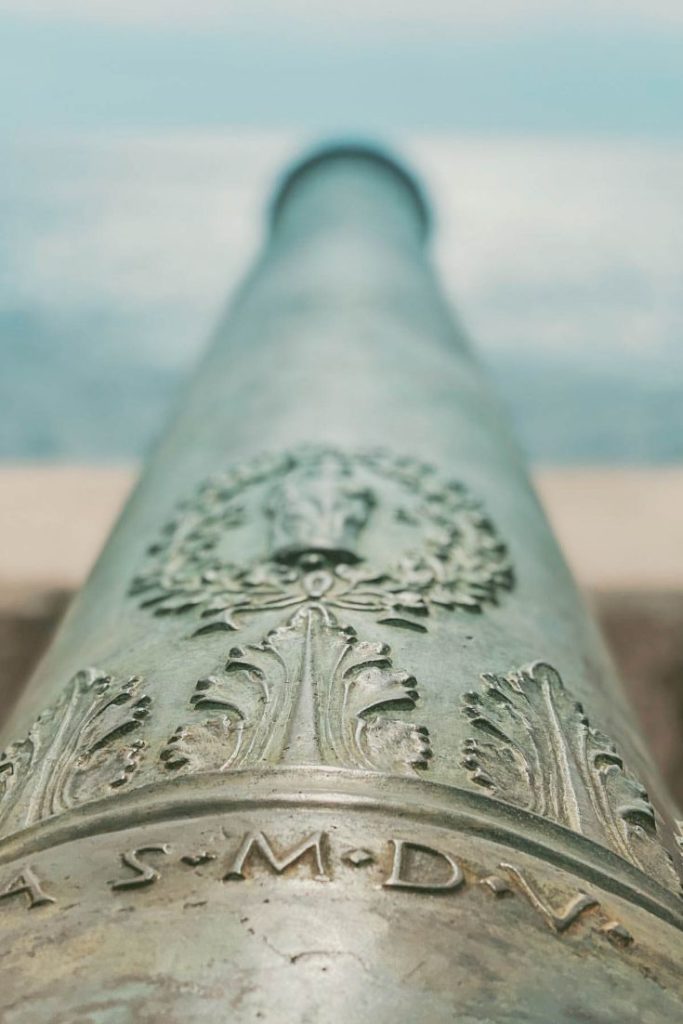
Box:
461 661 679 890
129 447 514 636
127 447 504 788
0 669 150 835
161 605 431 776
0 448 508 840
0 609 428 843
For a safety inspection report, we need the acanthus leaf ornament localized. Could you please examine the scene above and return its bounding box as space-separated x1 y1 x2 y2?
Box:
461 661 679 891
0 669 150 835
162 605 432 776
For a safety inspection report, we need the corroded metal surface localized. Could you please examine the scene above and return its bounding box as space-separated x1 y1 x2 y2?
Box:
0 146 681 1022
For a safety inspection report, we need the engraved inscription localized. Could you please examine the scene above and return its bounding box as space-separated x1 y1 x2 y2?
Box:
102 829 609 932
384 839 464 892
0 669 150 837
111 844 171 890
100 831 633 952
166 606 431 774
461 661 678 890
500 862 597 933
224 831 329 882
130 447 514 636
0 830 639 953
0 865 55 909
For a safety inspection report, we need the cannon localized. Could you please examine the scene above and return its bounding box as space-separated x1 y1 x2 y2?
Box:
0 145 681 1022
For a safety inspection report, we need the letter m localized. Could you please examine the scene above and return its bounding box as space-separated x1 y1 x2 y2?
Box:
225 831 329 882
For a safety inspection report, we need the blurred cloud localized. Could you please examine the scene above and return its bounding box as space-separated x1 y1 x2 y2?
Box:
416 137 683 359
2 0 682 29
1 130 681 460
0 3 681 459
1 14 681 136
3 132 681 362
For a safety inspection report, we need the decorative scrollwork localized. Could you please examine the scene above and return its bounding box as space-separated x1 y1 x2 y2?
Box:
461 661 679 891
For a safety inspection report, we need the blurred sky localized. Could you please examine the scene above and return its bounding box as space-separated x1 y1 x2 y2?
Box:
1 2 682 461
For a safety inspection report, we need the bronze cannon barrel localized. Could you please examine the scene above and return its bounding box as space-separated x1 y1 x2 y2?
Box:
1 145 681 1022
